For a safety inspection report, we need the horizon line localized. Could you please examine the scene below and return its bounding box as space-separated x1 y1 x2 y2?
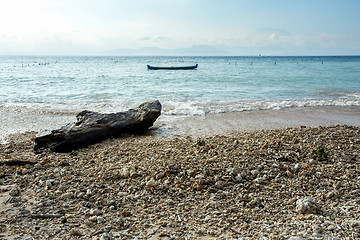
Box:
1 54 360 57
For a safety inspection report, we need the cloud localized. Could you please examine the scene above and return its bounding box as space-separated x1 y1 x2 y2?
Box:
154 36 172 41
259 28 293 36
135 36 151 41
311 33 360 49
215 28 360 54
134 35 172 43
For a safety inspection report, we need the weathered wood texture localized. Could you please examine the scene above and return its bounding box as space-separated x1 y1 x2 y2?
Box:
34 100 161 153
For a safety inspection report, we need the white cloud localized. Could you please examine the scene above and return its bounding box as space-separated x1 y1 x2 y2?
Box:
135 36 151 41
260 28 293 36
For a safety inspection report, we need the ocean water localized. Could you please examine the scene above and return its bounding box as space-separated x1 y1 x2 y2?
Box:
1 55 360 138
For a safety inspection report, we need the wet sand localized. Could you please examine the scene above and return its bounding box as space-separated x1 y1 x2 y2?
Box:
2 105 359 142
155 105 360 137
0 106 76 143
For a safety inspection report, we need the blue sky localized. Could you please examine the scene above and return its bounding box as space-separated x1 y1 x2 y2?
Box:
0 0 359 55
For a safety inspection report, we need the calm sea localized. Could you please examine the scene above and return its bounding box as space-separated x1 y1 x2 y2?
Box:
1 55 359 138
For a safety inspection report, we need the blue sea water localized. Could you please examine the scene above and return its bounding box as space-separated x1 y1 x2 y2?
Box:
0 55 359 124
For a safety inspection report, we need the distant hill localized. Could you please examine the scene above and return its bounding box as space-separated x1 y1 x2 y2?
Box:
105 45 232 56
105 45 360 56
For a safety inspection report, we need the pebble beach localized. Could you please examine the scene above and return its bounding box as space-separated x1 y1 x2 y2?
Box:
1 114 360 239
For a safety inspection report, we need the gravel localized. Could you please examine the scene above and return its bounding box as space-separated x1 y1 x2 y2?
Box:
0 125 359 239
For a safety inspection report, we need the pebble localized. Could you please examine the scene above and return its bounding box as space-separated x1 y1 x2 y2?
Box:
97 216 104 223
85 219 95 226
117 191 128 197
215 180 225 188
34 163 43 169
100 233 113 240
309 159 316 164
294 163 301 172
70 228 83 236
89 216 98 222
325 191 336 199
117 167 130 179
234 174 243 182
296 197 320 214
89 209 102 216
60 192 74 200
45 180 53 188
145 179 157 189
9 187 20 196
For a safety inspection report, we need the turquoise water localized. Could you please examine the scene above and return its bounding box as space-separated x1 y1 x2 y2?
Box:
1 56 360 118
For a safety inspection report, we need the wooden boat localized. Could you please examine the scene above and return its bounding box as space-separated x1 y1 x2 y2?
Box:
147 64 198 70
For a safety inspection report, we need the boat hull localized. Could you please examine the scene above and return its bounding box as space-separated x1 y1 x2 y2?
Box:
147 64 198 70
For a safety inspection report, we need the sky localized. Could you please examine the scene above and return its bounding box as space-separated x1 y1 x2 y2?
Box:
0 0 360 55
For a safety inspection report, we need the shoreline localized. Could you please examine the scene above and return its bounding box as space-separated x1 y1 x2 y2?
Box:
153 105 360 137
1 105 359 143
0 106 360 143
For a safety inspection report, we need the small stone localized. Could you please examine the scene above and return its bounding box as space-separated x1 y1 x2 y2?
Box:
251 169 259 176
159 232 171 237
327 224 336 231
9 187 20 196
85 219 95 227
312 224 322 234
97 216 104 223
191 180 204 191
195 174 205 179
70 228 82 236
117 192 128 197
89 209 102 216
349 220 360 227
325 191 336 199
34 163 43 169
294 163 301 172
248 197 260 207
288 197 297 204
309 159 316 165
296 197 319 214
155 171 165 180
145 179 157 189
45 180 53 188
100 232 113 240
106 200 116 206
215 180 225 189
117 167 130 179
60 192 74 200
77 192 85 198
165 199 175 206
130 168 139 178
0 224 6 233
60 160 70 166
89 216 98 222
234 174 242 182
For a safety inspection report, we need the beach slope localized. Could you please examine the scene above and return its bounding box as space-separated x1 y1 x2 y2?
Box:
1 123 359 239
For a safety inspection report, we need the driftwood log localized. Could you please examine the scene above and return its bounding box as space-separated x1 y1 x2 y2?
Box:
34 100 161 153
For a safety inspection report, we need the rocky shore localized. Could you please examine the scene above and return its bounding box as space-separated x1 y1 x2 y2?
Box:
1 125 359 239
